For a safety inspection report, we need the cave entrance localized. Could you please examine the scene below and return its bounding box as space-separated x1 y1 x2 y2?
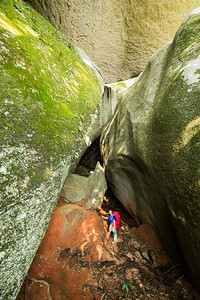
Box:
75 136 138 229
77 136 103 170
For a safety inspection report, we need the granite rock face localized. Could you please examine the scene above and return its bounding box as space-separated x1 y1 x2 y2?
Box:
85 162 107 210
0 1 103 298
61 174 88 202
61 162 107 210
100 8 200 289
28 0 200 82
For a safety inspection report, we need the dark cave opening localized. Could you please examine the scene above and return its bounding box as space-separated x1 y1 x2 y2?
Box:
78 136 103 170
75 136 138 228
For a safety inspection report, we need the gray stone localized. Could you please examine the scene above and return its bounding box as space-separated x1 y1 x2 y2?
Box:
28 0 200 82
61 162 107 210
100 8 200 289
85 162 107 210
61 174 88 202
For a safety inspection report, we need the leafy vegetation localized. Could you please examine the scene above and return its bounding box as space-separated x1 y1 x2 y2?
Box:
122 279 132 293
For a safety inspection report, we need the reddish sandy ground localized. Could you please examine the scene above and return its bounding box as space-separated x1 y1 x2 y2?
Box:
17 194 200 300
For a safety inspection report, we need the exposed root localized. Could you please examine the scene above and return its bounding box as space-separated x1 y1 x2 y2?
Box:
27 276 52 300
134 247 153 265
156 264 180 278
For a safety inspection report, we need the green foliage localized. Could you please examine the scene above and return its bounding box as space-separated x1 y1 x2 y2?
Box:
142 287 148 296
160 292 169 299
121 280 132 293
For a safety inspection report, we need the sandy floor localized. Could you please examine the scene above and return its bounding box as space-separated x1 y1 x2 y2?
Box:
17 190 199 300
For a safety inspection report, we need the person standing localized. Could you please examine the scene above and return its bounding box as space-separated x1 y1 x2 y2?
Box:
108 210 117 243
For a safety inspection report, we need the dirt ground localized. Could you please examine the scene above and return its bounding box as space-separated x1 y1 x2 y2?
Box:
17 187 200 300
96 192 200 300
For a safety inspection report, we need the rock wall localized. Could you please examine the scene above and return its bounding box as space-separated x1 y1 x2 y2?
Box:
100 8 200 289
28 0 200 82
0 0 104 298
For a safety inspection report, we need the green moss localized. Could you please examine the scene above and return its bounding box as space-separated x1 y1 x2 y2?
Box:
0 0 102 196
0 0 101 160
0 1 101 298
101 8 200 290
170 14 200 64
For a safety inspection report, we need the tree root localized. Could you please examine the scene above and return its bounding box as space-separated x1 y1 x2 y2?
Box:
27 276 52 300
134 247 153 264
156 264 180 278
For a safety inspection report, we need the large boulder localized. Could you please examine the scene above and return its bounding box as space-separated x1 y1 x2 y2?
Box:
0 0 105 298
61 174 88 202
100 8 200 289
28 0 200 82
61 162 107 210
85 162 107 210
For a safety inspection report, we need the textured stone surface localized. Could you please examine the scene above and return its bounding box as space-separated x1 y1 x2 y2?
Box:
0 1 103 299
85 162 107 210
61 174 88 202
61 162 107 210
28 0 200 82
100 8 200 289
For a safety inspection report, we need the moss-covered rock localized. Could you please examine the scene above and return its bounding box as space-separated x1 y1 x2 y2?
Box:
0 0 102 298
100 8 200 289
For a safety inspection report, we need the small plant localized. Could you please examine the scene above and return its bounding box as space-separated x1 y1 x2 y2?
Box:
142 287 148 296
122 280 132 293
181 289 189 299
160 292 169 299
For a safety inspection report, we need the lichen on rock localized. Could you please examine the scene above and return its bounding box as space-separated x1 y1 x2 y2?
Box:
100 8 200 289
0 0 102 298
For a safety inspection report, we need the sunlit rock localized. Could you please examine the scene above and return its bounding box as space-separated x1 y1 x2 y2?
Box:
16 201 106 299
0 1 103 298
100 8 200 289
85 162 107 210
28 0 200 82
